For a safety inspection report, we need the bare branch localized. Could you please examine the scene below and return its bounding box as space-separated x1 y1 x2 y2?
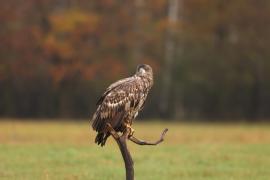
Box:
129 128 168 145
106 124 168 180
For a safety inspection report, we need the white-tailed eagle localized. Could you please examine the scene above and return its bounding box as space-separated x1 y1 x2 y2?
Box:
91 64 153 146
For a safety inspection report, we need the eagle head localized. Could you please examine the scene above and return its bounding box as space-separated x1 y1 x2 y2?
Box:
136 64 153 77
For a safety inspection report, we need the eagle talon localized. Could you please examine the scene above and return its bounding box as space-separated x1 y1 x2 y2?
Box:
124 123 135 138
128 128 135 138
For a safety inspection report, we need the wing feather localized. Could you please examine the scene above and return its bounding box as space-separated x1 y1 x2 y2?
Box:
92 76 141 132
96 77 134 106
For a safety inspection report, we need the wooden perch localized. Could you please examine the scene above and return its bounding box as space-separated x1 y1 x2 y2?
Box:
129 128 168 145
106 123 168 180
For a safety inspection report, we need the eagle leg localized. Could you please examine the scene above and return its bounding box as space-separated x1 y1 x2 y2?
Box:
124 123 135 138
106 123 120 139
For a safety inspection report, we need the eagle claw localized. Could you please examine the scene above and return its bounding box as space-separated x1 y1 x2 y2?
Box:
124 123 135 138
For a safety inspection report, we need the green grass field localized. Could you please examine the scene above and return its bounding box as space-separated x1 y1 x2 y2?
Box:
0 120 269 180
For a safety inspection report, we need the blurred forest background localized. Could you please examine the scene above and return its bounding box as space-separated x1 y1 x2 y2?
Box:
0 0 270 121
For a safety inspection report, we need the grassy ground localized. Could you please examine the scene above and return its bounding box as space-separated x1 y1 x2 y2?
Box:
0 120 269 180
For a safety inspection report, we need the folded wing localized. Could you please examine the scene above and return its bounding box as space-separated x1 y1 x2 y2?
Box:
92 77 142 133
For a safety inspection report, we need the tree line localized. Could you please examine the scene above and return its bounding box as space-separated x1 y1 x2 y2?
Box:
0 0 270 121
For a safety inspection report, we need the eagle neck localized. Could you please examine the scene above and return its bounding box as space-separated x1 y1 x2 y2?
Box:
134 74 153 87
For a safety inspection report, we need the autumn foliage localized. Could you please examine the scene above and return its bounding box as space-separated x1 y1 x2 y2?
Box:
0 0 270 120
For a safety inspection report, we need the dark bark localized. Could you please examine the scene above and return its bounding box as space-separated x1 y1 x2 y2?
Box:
129 128 168 145
116 132 134 180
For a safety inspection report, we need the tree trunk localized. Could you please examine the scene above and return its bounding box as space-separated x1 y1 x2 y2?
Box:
159 0 180 118
132 0 145 67
250 59 264 120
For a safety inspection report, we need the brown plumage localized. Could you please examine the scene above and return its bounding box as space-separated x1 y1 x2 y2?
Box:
91 64 153 146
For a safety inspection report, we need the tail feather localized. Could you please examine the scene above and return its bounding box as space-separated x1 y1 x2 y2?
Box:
92 112 110 146
95 132 110 147
91 113 100 130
